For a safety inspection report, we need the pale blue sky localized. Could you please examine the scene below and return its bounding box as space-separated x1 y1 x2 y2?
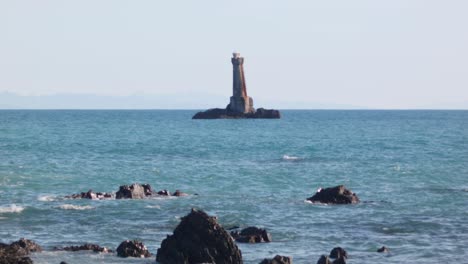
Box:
1 1 467 109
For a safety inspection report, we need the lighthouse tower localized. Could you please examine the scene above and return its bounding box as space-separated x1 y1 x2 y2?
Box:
228 52 255 114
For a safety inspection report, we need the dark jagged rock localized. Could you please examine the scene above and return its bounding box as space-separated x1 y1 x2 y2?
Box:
156 208 243 264
60 262 68 264
317 255 331 264
0 246 33 264
0 239 41 264
55 243 112 253
172 190 188 197
193 108 280 119
307 185 359 204
329 247 347 259
332 257 346 264
9 239 42 254
157 190 171 196
377 246 389 253
116 183 153 199
253 108 281 119
259 255 292 264
65 190 113 200
231 227 272 243
116 240 151 258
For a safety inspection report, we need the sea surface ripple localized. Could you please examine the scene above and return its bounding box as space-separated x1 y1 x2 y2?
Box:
0 110 467 263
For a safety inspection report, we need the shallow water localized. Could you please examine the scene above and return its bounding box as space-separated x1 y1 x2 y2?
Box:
0 110 467 263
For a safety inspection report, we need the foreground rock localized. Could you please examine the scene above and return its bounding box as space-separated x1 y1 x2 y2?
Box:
55 243 112 253
259 255 292 264
231 227 272 243
0 238 42 264
307 185 359 204
116 240 151 258
193 108 280 119
116 183 153 199
156 208 243 264
65 190 113 199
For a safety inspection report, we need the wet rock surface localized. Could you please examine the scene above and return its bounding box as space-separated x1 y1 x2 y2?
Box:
172 190 188 197
115 183 153 199
65 184 190 200
55 243 112 253
317 255 331 264
259 255 292 264
329 247 347 259
377 246 389 253
317 247 348 264
0 239 41 264
307 185 360 204
116 240 151 258
157 189 171 196
65 190 113 199
231 227 272 243
156 208 243 264
192 108 280 119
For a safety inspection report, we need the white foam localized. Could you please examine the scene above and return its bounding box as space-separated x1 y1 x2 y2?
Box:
38 195 56 202
57 204 95 210
0 204 25 213
145 205 161 209
282 155 300 160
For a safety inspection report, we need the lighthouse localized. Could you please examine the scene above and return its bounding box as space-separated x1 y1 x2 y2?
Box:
192 52 280 119
228 52 255 114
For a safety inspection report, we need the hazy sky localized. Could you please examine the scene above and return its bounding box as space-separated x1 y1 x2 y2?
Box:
1 1 467 109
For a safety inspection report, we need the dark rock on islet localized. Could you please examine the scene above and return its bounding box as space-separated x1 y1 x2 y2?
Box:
193 108 280 119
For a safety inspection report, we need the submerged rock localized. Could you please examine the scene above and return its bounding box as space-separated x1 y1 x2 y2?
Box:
56 243 112 253
172 190 188 197
259 255 292 264
307 185 359 204
317 247 347 264
377 246 389 253
116 183 153 199
157 190 171 196
116 240 151 258
231 227 272 243
0 238 41 264
192 108 280 119
65 190 113 200
156 208 243 264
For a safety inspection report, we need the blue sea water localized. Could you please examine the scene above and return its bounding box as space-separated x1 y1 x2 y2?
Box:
0 110 467 264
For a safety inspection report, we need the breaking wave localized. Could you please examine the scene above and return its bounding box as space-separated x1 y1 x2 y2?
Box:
0 204 25 213
282 155 300 161
38 195 56 202
57 204 95 210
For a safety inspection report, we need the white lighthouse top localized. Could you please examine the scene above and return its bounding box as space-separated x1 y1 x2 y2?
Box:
232 52 241 58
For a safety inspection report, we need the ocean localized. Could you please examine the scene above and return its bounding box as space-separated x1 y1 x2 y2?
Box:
0 110 467 263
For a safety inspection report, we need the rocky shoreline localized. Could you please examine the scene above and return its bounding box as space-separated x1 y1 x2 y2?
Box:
2 185 392 264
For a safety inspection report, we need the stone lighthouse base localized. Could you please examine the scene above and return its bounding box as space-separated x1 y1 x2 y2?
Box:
192 107 280 119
